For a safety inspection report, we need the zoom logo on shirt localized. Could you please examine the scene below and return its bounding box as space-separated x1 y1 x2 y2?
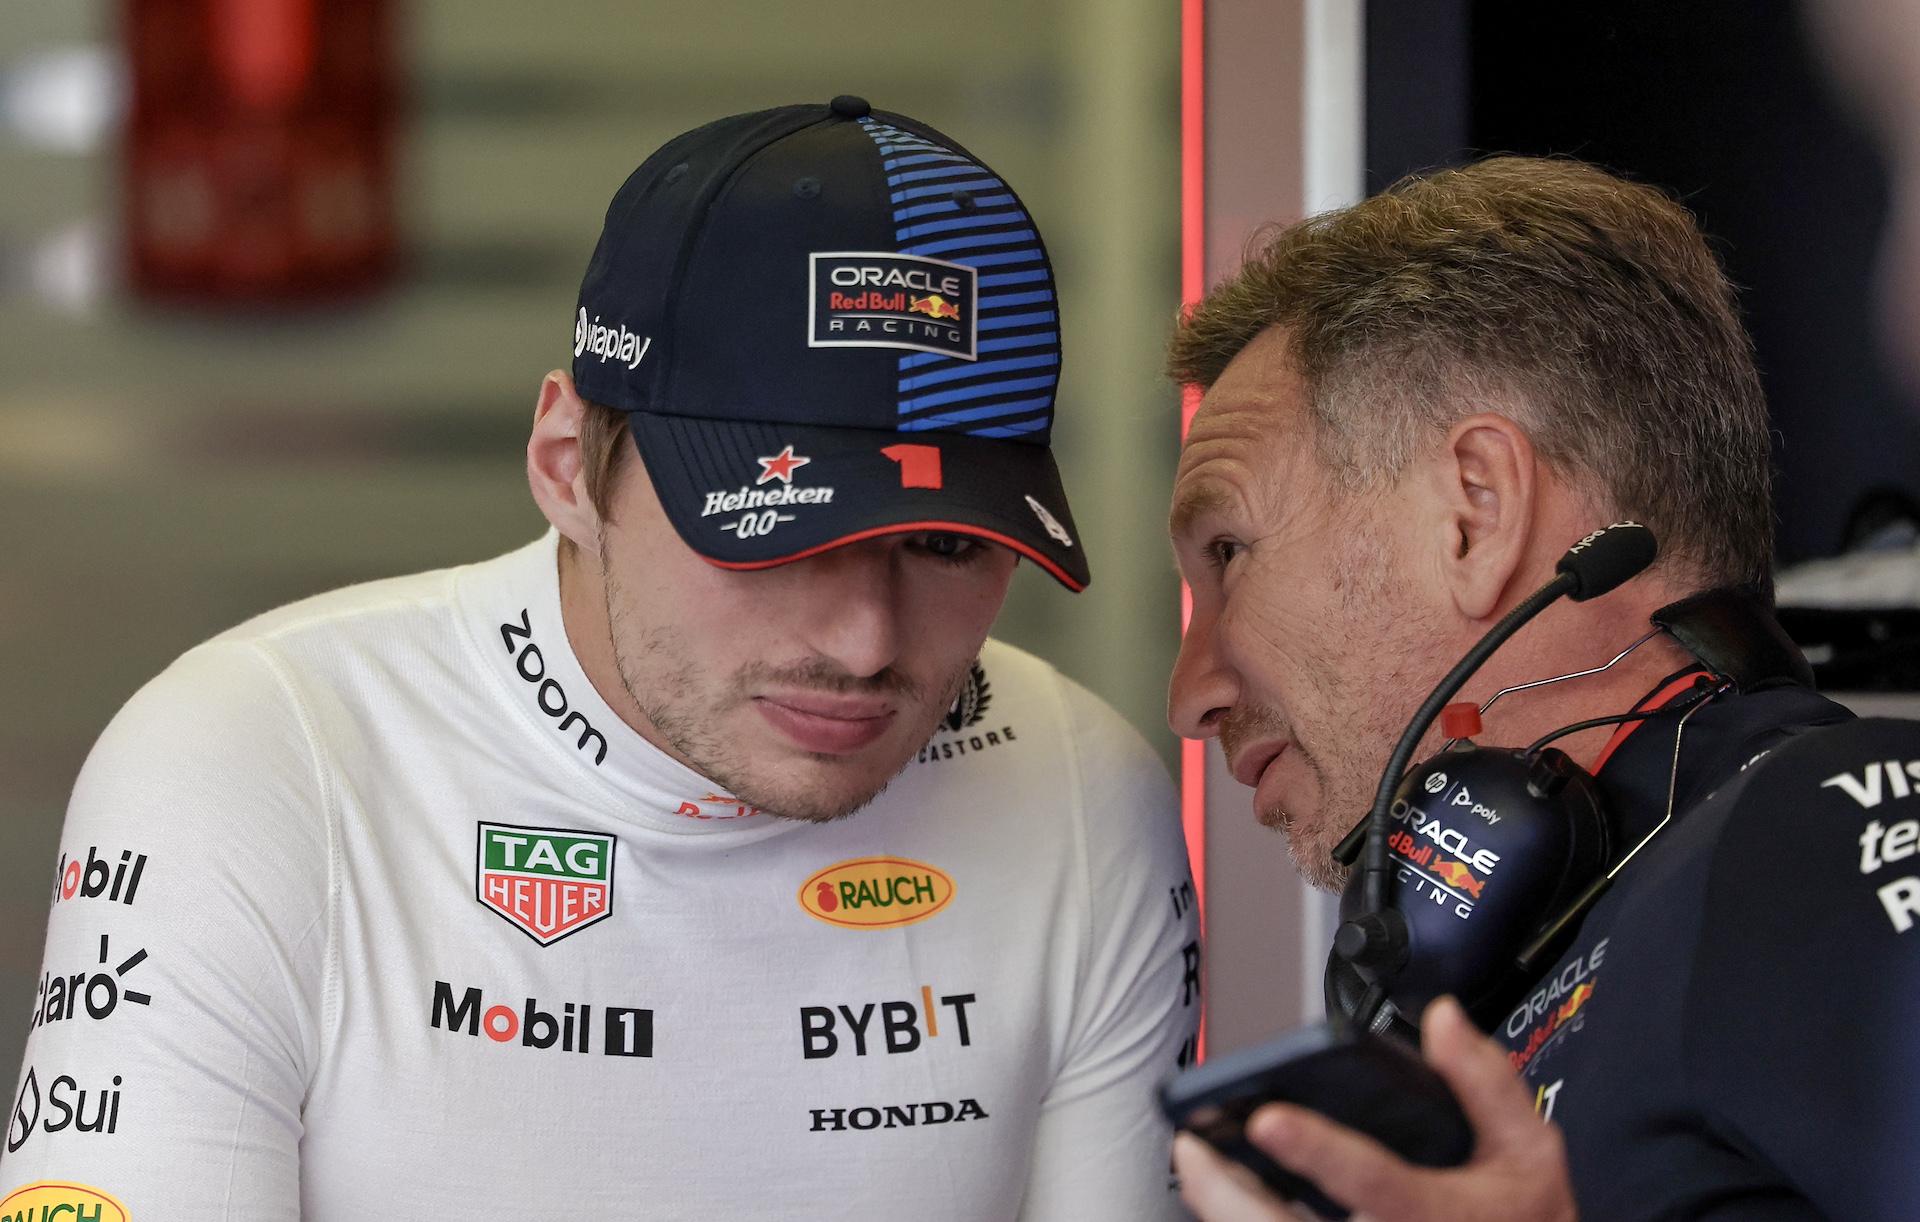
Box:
500 609 609 765
800 988 976 1059
431 981 651 1057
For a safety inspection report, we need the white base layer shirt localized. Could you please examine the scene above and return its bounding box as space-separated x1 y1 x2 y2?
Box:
1 533 1201 1221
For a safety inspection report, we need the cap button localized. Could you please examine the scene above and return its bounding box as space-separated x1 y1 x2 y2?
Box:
829 94 871 119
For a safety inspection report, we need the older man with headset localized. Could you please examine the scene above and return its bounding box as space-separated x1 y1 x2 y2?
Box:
1166 157 1918 1221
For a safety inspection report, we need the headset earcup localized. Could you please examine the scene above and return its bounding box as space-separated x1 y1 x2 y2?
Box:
1347 744 1621 1031
1462 757 1615 1026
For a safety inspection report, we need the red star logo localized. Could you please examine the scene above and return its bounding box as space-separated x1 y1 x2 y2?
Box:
755 445 811 485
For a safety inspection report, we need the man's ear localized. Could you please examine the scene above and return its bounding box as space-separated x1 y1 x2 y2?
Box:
527 370 600 553
1434 413 1537 621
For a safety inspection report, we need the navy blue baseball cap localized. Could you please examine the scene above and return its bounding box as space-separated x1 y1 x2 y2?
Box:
572 95 1088 591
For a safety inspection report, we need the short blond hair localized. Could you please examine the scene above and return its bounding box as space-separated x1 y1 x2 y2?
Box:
1168 156 1774 597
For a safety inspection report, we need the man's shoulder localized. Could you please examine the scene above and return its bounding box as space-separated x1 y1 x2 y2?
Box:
969 638 1169 779
1700 714 1920 879
941 641 1179 859
971 639 1150 746
206 562 465 652
188 539 552 696
98 543 544 771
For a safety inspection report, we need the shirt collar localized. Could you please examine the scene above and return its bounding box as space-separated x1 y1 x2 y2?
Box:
454 531 795 838
1595 668 1852 846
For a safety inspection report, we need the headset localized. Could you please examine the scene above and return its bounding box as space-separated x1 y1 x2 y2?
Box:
1322 522 1815 1035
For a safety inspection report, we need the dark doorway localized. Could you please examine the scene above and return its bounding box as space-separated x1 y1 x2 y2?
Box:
1366 0 1919 564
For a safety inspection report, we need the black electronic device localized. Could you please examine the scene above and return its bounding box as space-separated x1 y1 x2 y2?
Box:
1160 1020 1474 1220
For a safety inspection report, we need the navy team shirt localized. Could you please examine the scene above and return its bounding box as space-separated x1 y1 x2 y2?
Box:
1495 678 1920 1220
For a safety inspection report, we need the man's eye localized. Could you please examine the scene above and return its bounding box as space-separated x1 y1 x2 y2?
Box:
920 532 977 560
1209 539 1245 569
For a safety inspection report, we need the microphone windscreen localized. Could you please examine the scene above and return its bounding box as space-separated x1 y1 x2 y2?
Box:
1556 522 1658 601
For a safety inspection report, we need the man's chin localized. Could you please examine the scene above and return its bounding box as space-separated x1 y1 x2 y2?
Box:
712 736 919 824
734 767 898 824
1289 840 1351 893
1258 801 1352 893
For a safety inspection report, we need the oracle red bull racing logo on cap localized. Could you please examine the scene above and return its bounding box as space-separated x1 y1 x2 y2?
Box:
809 252 977 360
476 822 616 945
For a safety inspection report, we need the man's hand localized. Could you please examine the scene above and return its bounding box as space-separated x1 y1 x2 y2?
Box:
1172 997 1578 1222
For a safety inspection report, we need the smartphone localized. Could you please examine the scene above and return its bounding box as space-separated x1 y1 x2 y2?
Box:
1159 1021 1475 1221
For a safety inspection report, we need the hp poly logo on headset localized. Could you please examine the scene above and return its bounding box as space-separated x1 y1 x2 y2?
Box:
1424 772 1449 794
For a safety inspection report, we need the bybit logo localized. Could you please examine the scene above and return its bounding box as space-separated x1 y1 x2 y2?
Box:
800 987 976 1059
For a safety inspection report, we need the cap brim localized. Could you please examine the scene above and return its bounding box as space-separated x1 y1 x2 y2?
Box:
628 412 1090 591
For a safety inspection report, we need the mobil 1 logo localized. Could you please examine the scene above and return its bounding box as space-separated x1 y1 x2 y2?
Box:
476 822 616 946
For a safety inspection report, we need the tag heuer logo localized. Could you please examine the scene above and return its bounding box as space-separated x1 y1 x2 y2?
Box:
476 822 616 945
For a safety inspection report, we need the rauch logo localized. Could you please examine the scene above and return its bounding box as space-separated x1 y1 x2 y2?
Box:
0 1182 129 1222
476 822 617 945
798 857 955 929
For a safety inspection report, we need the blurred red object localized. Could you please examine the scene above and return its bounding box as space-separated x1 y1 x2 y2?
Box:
124 0 399 306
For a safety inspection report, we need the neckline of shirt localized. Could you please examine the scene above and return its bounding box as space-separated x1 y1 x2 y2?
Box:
453 531 799 839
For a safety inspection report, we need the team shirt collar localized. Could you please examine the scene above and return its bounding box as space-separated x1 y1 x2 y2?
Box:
454 531 793 837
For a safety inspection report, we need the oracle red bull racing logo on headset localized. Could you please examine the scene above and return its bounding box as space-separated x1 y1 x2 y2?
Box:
809 252 978 360
1386 800 1502 919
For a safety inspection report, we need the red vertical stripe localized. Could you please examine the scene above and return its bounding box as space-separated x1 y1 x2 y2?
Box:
1180 0 1207 1063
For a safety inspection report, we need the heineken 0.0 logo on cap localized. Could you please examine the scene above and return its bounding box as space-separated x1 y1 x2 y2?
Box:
476 821 617 945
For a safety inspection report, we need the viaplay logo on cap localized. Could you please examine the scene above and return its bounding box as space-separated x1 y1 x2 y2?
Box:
576 307 652 370
809 252 978 361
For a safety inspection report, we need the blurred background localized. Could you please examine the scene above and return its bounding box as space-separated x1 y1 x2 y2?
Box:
5 0 1920 1079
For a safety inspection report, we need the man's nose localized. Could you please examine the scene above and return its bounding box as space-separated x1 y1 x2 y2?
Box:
1168 602 1238 740
798 542 902 678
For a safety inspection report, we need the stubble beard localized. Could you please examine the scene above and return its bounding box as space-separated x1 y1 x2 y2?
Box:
1219 700 1365 893
600 568 972 823
1226 513 1443 894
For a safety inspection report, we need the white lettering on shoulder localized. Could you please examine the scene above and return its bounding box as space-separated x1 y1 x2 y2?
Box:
1877 876 1920 932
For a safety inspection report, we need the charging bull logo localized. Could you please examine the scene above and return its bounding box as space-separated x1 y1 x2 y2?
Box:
1431 858 1485 899
908 294 962 321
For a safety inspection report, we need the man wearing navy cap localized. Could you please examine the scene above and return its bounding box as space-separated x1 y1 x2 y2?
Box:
2 99 1198 1221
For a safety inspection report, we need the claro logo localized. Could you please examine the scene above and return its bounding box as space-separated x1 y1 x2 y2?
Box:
798 858 955 929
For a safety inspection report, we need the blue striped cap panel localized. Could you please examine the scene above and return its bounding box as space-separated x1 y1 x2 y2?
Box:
861 119 1059 441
